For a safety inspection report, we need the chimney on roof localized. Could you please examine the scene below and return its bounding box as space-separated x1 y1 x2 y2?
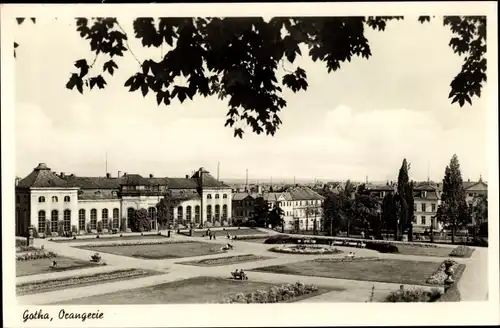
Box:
149 174 154 178
106 173 111 178
123 172 127 176
60 172 64 178
15 177 20 186
185 175 189 179
117 171 122 178
468 178 470 182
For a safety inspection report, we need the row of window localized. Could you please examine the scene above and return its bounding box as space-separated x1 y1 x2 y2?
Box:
275 200 321 207
206 194 228 199
37 208 121 233
413 203 437 213
38 196 71 203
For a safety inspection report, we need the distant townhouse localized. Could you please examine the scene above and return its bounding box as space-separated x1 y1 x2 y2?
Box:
231 192 259 223
463 177 488 205
412 183 443 233
15 163 232 236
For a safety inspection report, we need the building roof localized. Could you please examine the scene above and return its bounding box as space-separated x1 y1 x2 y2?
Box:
365 184 395 191
17 163 71 188
463 180 488 191
164 178 199 189
232 193 256 201
414 183 439 191
287 187 325 200
63 176 122 189
191 167 231 188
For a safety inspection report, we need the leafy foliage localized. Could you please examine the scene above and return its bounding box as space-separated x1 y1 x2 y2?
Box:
14 16 488 138
268 205 285 231
436 154 469 244
156 193 181 229
250 197 270 227
397 159 414 241
322 188 352 236
130 208 151 232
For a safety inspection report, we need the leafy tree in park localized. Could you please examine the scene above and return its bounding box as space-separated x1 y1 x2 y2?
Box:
156 193 181 229
470 194 488 236
397 159 415 241
130 208 151 232
268 205 285 232
15 16 487 138
250 197 269 227
322 180 355 236
352 193 381 238
436 154 469 244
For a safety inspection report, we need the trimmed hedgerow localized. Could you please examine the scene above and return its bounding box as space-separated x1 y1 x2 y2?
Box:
16 251 58 262
385 286 442 302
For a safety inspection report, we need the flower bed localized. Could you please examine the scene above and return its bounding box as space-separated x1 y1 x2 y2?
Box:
426 260 462 285
450 245 474 258
231 235 271 240
16 246 37 253
385 286 442 302
16 268 153 295
269 245 342 255
80 239 192 248
180 254 271 267
16 251 57 262
314 256 380 263
263 234 439 248
219 282 320 303
16 238 28 247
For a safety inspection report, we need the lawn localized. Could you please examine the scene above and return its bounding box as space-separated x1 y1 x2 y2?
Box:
17 256 99 277
239 238 269 244
179 254 273 267
17 268 161 296
252 259 441 286
56 276 331 304
190 228 269 238
396 246 454 257
51 234 167 243
78 242 225 259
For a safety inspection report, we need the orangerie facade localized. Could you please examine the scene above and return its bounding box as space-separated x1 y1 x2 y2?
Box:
15 163 232 236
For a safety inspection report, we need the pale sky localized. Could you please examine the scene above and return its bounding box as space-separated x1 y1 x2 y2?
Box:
14 16 490 182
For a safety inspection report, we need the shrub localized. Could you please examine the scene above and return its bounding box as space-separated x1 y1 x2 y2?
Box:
269 245 342 255
16 251 57 262
120 218 127 232
385 286 442 302
97 221 103 234
450 245 474 258
365 242 399 253
264 234 293 244
71 225 78 235
426 259 460 285
58 221 65 236
86 223 92 234
16 239 28 247
32 227 39 238
220 282 319 304
469 237 488 247
214 220 221 227
45 220 52 237
437 283 461 302
204 221 213 228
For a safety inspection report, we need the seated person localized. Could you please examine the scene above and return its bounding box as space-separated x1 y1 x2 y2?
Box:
226 243 233 249
239 269 246 279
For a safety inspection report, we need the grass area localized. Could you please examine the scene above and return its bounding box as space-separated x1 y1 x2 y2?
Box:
17 256 99 277
396 246 454 257
179 254 273 267
78 242 224 259
190 228 268 238
51 234 167 243
240 238 268 244
56 276 281 304
252 259 441 286
17 269 161 296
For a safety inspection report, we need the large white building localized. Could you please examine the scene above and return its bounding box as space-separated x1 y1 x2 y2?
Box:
15 164 232 236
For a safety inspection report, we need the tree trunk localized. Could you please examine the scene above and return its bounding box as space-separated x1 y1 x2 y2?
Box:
430 221 434 243
451 223 455 244
347 220 350 238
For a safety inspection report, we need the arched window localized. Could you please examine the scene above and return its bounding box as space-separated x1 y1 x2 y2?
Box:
186 206 192 222
215 194 220 199
214 205 220 221
127 207 135 229
207 205 212 221
38 196 45 203
90 209 97 230
177 206 183 222
38 210 46 233
207 194 212 199
63 210 71 231
64 196 71 202
52 196 58 203
223 194 228 199
195 205 200 224
113 208 119 229
222 204 228 220
78 209 86 231
102 209 109 229
51 210 58 232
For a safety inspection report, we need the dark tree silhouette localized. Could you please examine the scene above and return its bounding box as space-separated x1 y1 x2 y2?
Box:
15 16 486 138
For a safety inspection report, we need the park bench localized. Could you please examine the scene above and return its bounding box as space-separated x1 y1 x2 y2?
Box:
230 270 248 280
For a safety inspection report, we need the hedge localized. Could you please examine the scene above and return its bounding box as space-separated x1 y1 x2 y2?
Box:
219 282 319 303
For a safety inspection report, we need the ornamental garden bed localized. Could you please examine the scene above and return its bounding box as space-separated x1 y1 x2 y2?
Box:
56 276 333 304
252 258 441 286
16 268 160 296
51 234 168 243
269 245 343 255
219 282 332 303
449 245 474 258
78 242 226 260
384 286 443 302
425 260 466 285
74 239 191 248
17 256 100 277
178 254 273 267
188 228 269 238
